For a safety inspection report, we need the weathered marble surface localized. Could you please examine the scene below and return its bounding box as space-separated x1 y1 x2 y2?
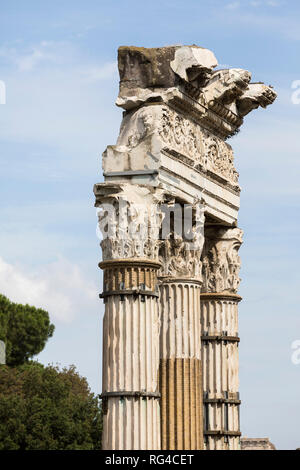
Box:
116 45 276 131
202 226 243 293
117 45 218 109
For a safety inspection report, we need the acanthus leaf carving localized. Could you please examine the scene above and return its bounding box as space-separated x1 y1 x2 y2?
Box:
202 227 243 293
96 184 164 262
158 200 205 280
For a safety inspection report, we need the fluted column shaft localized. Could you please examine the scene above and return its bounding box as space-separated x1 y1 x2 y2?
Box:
201 293 241 450
159 280 204 450
101 260 161 450
201 226 243 450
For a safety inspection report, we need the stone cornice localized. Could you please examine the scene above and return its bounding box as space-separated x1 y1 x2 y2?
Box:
116 45 277 139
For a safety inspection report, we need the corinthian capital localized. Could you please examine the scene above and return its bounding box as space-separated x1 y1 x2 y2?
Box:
202 226 243 293
94 183 164 262
159 200 205 281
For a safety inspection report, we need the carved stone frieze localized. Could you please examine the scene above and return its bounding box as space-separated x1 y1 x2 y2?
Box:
115 104 239 187
202 227 243 293
201 129 239 184
158 107 205 161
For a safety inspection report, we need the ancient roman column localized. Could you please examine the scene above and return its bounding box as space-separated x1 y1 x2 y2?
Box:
94 44 277 450
159 202 205 450
95 184 164 450
201 226 243 450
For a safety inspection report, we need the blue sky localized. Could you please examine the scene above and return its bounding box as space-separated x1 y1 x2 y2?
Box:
0 0 299 450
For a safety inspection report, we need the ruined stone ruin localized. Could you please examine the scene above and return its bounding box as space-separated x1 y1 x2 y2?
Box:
241 437 276 450
94 45 276 450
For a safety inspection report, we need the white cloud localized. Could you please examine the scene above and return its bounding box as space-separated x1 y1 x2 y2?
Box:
0 199 100 269
250 0 281 5
82 61 117 82
220 6 299 40
0 51 121 167
228 0 282 7
0 41 121 149
0 41 62 71
266 0 281 6
225 1 240 9
0 257 98 323
17 48 53 71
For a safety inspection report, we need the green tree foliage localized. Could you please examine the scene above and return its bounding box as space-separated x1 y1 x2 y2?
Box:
0 294 102 449
0 294 54 366
0 363 102 450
